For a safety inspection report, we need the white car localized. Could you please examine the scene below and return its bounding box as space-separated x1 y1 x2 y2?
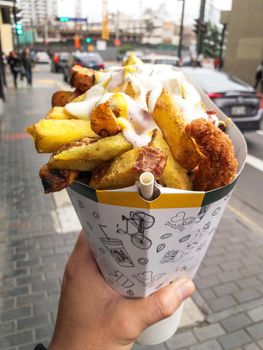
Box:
34 51 51 64
141 54 179 66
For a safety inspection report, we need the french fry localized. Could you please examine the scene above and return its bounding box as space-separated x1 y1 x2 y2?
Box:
48 133 132 171
39 164 79 193
148 88 202 170
149 129 192 190
124 81 140 99
90 101 121 137
89 146 167 190
26 119 98 153
70 65 95 93
45 107 76 120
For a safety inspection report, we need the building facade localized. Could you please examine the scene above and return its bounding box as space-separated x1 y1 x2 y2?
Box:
222 0 263 85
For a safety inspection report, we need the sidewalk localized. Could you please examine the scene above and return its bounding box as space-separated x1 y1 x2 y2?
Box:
1 81 263 350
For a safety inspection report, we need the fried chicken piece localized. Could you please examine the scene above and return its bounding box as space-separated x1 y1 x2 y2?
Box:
51 90 82 107
70 65 95 93
186 118 238 191
39 164 79 193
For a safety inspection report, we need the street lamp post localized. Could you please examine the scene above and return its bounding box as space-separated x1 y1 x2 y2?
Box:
177 0 185 61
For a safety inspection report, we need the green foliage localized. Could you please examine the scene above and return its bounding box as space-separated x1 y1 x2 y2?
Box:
203 22 221 58
118 44 133 54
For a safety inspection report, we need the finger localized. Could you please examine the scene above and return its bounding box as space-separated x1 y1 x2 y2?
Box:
124 278 195 330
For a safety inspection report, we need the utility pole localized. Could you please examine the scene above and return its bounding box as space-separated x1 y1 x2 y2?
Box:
197 0 206 55
219 23 226 70
177 0 185 60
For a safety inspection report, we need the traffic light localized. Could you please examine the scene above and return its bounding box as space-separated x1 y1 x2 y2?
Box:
15 23 23 36
193 18 207 34
85 37 92 43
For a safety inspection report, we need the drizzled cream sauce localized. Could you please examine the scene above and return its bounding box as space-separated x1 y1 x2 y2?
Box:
64 63 218 147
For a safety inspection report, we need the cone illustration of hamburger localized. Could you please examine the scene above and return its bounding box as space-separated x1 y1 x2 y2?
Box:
26 54 247 345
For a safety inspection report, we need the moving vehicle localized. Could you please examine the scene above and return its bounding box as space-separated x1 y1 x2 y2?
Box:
34 51 51 64
181 67 263 132
51 52 69 73
63 52 104 82
142 54 179 66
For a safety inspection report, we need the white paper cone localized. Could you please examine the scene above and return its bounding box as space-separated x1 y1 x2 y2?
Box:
137 303 184 345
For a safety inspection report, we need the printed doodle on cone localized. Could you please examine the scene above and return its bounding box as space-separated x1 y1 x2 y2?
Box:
99 225 134 267
165 211 195 231
116 211 154 250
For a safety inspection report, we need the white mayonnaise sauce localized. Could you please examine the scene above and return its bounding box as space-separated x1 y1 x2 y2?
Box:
148 85 163 113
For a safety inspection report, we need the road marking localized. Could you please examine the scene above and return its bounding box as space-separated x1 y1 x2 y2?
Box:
228 204 263 235
56 81 71 90
246 154 263 172
256 130 263 136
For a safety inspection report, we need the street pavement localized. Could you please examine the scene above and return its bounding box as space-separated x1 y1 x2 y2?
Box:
1 65 263 350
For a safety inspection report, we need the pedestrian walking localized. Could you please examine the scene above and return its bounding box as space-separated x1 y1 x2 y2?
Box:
254 60 263 92
21 48 33 86
7 51 22 88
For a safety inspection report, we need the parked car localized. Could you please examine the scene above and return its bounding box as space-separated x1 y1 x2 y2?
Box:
51 52 69 73
34 51 51 64
63 52 104 82
181 67 263 132
142 54 180 66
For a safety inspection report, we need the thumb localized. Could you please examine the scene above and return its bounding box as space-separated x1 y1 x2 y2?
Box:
126 278 195 330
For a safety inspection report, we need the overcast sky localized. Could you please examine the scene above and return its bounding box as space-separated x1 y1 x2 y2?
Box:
58 0 232 25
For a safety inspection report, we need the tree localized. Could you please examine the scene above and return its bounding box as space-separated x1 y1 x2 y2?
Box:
203 22 221 58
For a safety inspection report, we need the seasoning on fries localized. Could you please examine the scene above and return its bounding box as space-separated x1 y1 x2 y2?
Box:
26 53 238 194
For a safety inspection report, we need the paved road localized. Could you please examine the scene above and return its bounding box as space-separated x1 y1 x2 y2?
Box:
1 64 263 350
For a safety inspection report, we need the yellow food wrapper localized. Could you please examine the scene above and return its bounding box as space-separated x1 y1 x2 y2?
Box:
67 86 247 298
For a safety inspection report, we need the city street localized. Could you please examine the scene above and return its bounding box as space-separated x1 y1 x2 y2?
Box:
1 64 263 350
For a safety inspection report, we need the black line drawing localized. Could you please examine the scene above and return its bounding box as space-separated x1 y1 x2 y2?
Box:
137 257 149 265
160 231 203 264
116 211 154 250
203 222 210 230
212 207 221 216
155 283 164 290
160 250 179 264
224 194 231 201
156 244 165 253
165 211 195 231
196 240 208 252
101 261 135 288
99 248 106 254
160 233 173 240
99 225 134 267
78 199 84 209
86 221 93 231
127 290 134 297
195 204 212 223
175 266 187 271
132 271 166 287
92 211 100 219
179 234 191 243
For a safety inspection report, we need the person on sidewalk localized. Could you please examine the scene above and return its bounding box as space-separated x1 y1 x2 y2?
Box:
254 60 263 92
7 51 22 88
21 48 33 86
34 231 195 350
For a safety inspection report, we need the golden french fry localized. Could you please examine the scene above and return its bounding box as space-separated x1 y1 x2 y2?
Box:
149 129 192 190
48 133 132 171
39 164 79 193
149 88 201 170
26 119 98 153
45 107 76 120
89 146 167 190
90 101 121 137
124 81 140 99
122 53 143 66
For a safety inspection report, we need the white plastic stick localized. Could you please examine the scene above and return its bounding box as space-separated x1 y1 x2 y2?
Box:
139 172 154 200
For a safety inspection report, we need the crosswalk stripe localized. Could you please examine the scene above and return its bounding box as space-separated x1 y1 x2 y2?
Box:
246 154 263 172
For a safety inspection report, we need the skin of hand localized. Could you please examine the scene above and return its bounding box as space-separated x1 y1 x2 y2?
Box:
49 231 195 350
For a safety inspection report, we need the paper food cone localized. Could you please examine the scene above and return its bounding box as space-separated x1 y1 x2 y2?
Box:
66 87 247 344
